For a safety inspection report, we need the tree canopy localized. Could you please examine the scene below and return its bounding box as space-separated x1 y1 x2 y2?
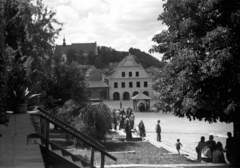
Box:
151 1 240 162
151 0 240 123
2 0 63 110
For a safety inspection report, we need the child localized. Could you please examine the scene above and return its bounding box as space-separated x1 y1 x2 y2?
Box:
176 139 182 154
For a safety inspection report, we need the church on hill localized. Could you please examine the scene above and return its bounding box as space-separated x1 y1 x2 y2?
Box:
55 37 98 57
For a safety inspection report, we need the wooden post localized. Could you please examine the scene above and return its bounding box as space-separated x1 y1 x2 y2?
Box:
90 147 95 166
44 120 50 151
100 152 105 168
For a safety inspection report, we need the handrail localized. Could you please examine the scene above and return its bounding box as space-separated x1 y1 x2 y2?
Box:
37 107 105 149
33 111 117 161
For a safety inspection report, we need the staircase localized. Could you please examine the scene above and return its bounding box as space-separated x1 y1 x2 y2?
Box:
31 107 117 168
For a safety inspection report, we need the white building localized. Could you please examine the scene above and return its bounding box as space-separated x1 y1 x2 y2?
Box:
106 53 153 100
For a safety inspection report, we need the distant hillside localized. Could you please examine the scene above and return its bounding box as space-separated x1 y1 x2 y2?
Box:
61 45 166 70
97 46 165 69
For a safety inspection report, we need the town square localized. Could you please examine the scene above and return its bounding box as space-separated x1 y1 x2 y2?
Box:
0 0 240 168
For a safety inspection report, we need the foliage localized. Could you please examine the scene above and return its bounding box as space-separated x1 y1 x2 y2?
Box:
3 0 62 109
42 61 89 109
13 85 40 104
151 1 240 163
151 0 240 124
129 48 166 68
56 99 82 124
0 1 8 125
72 103 112 144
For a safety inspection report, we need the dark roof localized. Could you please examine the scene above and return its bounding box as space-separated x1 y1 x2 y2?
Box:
131 92 151 100
87 69 102 81
55 42 98 55
88 81 109 88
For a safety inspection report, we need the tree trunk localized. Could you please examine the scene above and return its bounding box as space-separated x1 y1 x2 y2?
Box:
233 112 240 165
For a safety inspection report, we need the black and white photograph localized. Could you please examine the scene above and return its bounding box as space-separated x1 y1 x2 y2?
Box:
0 0 240 167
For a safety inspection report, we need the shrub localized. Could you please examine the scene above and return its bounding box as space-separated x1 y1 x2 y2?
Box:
72 102 113 145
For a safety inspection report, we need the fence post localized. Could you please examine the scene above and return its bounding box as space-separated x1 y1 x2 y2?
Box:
100 152 105 168
44 120 50 151
90 147 95 166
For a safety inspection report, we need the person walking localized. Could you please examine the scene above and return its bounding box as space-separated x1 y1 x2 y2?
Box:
155 120 161 142
176 139 182 154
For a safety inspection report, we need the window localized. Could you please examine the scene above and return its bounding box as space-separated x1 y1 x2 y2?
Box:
114 82 118 88
144 81 148 87
137 82 140 88
122 72 125 77
136 71 139 77
129 72 132 77
122 82 125 88
129 82 133 88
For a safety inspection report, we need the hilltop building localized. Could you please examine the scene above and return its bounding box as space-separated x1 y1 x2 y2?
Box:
105 53 153 100
55 37 98 57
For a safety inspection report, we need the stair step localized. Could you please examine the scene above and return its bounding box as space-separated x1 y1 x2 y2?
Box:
74 161 83 167
63 155 73 162
52 149 63 156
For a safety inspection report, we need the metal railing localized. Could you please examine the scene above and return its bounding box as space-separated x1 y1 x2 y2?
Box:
33 107 117 168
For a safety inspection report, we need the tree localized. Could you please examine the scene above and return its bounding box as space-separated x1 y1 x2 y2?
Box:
3 0 62 110
43 61 89 109
150 0 240 163
0 0 8 125
72 102 112 144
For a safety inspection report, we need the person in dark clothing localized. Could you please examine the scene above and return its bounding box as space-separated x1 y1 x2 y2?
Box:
196 136 206 161
112 110 118 130
225 132 235 163
138 120 146 139
213 142 226 163
155 120 161 142
207 135 216 154
125 117 132 139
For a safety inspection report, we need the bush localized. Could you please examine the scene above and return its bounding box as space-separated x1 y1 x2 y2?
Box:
72 102 113 145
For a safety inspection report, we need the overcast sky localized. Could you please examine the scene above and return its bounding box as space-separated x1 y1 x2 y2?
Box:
43 0 167 60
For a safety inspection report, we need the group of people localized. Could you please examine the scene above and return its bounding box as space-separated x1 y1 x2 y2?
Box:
195 133 234 163
112 111 234 164
112 107 135 138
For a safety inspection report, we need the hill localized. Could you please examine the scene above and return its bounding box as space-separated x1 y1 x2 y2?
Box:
97 46 165 69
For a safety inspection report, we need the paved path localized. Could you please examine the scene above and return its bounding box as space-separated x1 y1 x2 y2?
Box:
0 113 44 168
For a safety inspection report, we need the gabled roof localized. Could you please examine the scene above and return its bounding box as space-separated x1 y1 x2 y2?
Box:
87 69 102 81
55 42 98 55
131 92 151 100
118 54 139 67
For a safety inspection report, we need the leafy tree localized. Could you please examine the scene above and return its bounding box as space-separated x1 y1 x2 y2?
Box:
72 102 112 144
43 61 88 109
3 0 62 109
0 1 8 125
151 0 240 163
129 48 166 68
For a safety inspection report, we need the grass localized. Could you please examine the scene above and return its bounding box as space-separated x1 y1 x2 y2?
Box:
51 139 195 166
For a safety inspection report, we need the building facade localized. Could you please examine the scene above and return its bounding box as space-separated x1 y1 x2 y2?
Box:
106 53 153 100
